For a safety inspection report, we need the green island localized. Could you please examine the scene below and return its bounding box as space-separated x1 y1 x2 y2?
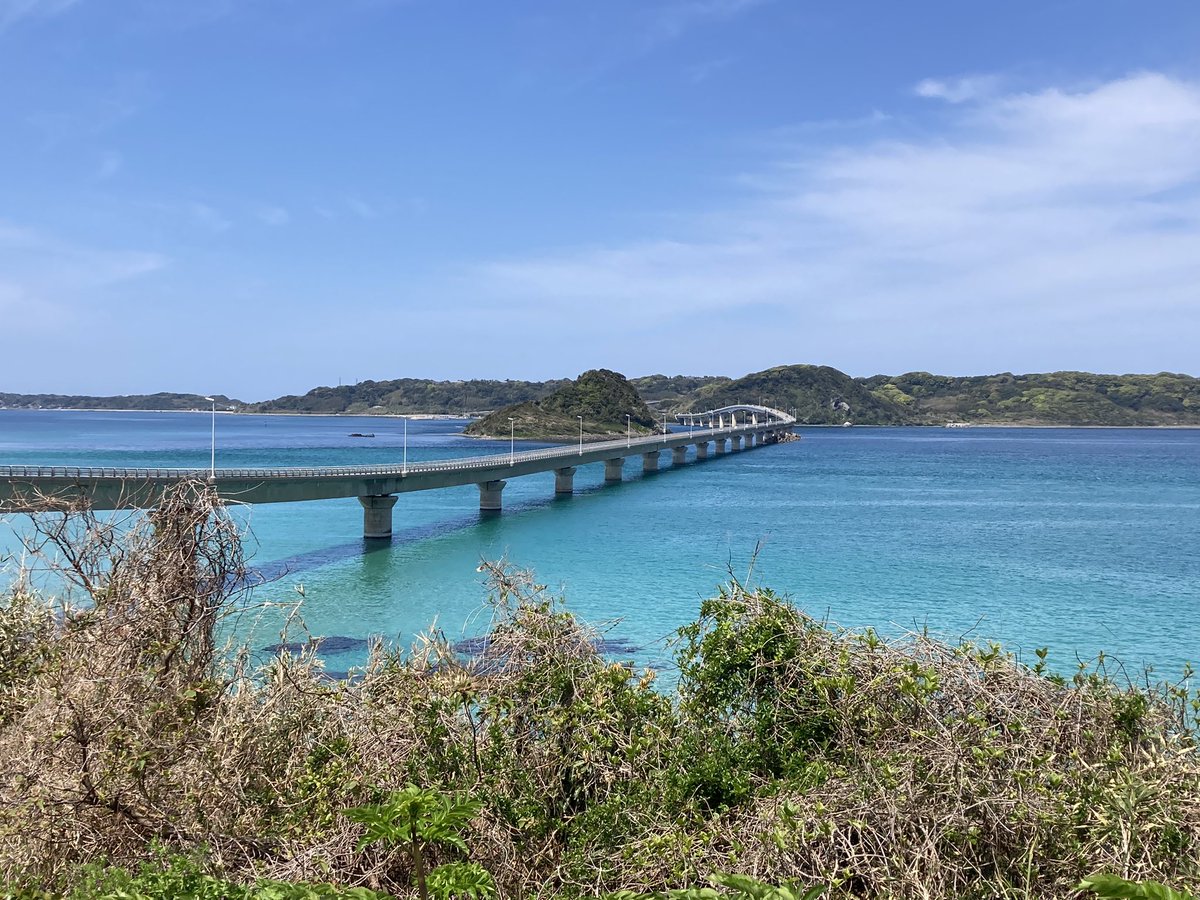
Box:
1 484 1197 899
463 369 660 440
6 367 1200 428
0 392 243 412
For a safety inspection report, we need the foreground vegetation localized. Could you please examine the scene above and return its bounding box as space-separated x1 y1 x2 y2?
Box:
2 485 1198 898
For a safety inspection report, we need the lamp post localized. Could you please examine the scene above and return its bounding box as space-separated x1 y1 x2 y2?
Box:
577 416 583 456
402 415 408 475
202 396 216 479
509 417 515 465
626 415 631 448
662 412 667 445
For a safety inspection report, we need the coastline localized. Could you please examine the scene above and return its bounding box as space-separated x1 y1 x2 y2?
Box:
0 408 472 420
796 422 1200 429
4 409 1200 428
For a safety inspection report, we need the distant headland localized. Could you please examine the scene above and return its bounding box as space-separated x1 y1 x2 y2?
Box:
4 366 1200 429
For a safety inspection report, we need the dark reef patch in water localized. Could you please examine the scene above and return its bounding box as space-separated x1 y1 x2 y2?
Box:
263 634 371 654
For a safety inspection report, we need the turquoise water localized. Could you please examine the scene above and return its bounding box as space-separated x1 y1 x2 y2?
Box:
2 410 1198 678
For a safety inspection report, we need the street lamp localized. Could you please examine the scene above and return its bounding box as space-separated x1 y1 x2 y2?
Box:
402 415 408 475
577 415 584 456
509 417 515 465
202 397 216 479
662 412 667 445
626 414 631 448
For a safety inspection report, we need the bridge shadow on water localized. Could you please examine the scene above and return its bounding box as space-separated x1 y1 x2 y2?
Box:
244 478 669 672
247 477 624 585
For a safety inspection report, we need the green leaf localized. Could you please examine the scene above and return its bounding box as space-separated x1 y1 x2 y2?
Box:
426 862 496 900
1078 873 1195 900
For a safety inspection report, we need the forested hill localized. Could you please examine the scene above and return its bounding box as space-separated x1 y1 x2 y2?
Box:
0 392 241 411
243 368 1199 425
464 369 658 439
630 374 730 407
686 366 1200 426
245 375 727 417
861 371 1200 426
683 365 912 425
5 370 1198 426
242 378 568 416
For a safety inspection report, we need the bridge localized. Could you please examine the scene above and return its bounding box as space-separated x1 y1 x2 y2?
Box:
0 405 796 538
676 405 792 428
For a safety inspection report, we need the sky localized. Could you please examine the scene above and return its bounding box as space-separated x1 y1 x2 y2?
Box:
2 0 1199 400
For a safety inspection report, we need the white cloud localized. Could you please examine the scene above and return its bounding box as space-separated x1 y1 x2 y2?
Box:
683 55 735 85
96 150 122 179
0 220 166 335
914 74 1001 104
0 0 77 31
254 204 290 226
190 202 231 232
649 0 769 43
346 196 380 219
26 74 152 146
463 73 1200 375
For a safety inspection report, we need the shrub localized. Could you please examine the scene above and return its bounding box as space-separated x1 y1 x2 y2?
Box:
1 486 1198 898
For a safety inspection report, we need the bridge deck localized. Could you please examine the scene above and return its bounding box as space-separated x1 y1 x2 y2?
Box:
0 411 795 513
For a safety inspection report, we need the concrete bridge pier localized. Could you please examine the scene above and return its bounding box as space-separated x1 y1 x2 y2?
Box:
695 441 709 459
731 435 743 451
642 451 660 473
604 458 624 482
554 467 576 494
671 446 687 465
715 438 727 455
360 494 398 539
478 480 507 511
748 433 757 448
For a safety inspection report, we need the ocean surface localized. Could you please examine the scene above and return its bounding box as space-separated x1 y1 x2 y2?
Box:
1 409 1197 680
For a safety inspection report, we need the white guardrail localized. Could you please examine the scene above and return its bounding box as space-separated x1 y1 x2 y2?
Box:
1 408 795 482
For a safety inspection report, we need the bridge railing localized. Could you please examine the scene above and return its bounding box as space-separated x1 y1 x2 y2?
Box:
0 417 794 482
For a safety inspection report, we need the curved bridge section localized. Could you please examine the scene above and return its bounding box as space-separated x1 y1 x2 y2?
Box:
675 404 790 428
0 409 796 538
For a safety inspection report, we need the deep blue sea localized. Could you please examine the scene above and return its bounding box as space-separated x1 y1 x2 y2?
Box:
1 410 1197 679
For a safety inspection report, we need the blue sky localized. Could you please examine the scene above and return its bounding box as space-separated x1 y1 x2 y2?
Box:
2 0 1199 399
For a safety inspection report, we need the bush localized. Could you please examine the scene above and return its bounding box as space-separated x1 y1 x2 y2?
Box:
2 486 1198 898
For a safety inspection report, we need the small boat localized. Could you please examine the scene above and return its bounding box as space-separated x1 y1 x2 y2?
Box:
348 432 376 438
